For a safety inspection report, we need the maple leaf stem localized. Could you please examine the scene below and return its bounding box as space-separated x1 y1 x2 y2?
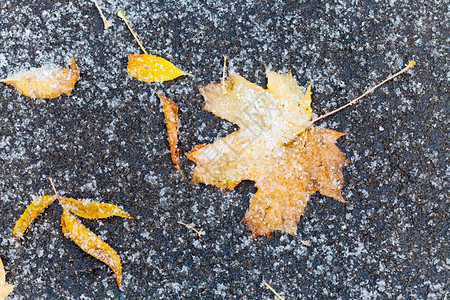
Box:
92 0 111 29
221 55 228 94
311 61 416 124
177 221 205 237
262 279 285 300
117 10 148 54
48 177 60 200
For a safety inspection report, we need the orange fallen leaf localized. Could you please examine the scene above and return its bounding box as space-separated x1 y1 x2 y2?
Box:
0 57 80 99
241 126 346 237
59 197 134 219
0 257 13 300
187 70 347 237
157 93 184 176
61 208 123 289
13 195 56 240
128 54 187 82
188 60 415 238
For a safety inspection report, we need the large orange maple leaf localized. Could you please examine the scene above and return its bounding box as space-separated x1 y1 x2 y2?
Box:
187 70 347 237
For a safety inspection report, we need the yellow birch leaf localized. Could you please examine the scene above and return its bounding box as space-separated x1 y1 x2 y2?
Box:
0 57 80 99
13 195 56 240
0 257 13 300
157 93 184 176
61 209 123 289
59 197 133 219
127 54 187 82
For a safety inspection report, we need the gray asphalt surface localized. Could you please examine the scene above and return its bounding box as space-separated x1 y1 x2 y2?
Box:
0 0 448 299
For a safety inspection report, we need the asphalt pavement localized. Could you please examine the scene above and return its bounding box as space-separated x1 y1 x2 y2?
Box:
0 0 448 299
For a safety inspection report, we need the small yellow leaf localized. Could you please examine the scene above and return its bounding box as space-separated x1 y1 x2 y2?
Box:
0 257 13 300
13 195 56 240
127 54 187 82
59 197 133 219
61 209 123 289
0 57 80 99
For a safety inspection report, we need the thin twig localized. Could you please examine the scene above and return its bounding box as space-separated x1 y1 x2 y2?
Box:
262 279 285 300
177 221 205 237
117 10 148 54
92 0 111 29
311 61 415 124
48 177 60 199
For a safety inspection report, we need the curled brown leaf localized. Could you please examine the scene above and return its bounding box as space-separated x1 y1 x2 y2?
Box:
157 93 184 176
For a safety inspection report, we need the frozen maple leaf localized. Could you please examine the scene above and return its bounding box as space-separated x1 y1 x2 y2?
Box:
187 70 347 237
0 257 13 300
0 57 80 99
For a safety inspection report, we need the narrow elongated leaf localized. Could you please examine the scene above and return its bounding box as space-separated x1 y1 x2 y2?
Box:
13 195 56 240
0 257 14 300
59 197 133 219
1 57 80 99
157 93 184 175
61 209 122 289
127 54 187 82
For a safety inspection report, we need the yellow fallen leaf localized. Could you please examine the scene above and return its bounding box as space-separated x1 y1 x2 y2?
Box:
127 54 187 82
157 93 184 176
241 127 347 237
188 62 415 238
13 195 56 240
0 57 80 99
13 178 132 289
0 257 13 300
59 197 133 219
117 11 190 83
61 208 123 289
187 70 347 237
